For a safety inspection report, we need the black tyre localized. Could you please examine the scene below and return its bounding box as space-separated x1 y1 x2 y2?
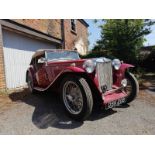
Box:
27 72 36 94
124 72 139 104
60 75 93 121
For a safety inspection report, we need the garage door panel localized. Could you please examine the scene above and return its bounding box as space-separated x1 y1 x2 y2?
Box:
2 29 56 51
3 48 35 88
2 29 56 89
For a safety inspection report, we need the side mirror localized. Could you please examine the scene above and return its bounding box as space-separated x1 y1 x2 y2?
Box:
38 57 47 63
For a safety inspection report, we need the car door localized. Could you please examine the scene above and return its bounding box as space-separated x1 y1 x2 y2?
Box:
45 61 62 84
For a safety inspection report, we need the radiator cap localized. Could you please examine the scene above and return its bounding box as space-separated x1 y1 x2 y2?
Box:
95 57 111 63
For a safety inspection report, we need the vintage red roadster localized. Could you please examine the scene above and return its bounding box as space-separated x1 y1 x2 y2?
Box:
26 49 139 120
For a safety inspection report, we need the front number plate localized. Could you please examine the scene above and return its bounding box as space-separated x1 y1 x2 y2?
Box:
105 98 126 110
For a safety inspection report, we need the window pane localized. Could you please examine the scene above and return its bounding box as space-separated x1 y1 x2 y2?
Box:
47 51 79 61
71 19 76 31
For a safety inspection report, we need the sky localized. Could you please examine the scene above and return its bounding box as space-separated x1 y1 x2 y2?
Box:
85 19 155 50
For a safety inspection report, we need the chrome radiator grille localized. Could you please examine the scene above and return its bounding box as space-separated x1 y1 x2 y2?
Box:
96 61 113 91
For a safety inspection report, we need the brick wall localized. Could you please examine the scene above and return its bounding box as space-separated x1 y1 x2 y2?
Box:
13 19 62 39
13 19 88 55
0 24 6 89
63 19 88 55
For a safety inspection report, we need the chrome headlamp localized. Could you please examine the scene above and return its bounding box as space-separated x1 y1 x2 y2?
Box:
112 59 121 70
83 59 96 73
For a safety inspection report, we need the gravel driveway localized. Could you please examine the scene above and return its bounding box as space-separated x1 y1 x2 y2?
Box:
0 88 155 135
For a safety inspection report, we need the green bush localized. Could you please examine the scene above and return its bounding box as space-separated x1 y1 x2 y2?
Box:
141 51 155 71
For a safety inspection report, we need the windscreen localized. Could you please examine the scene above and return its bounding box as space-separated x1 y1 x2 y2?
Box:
46 51 80 61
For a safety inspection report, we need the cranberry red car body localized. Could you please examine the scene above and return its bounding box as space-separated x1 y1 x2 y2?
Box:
26 49 139 120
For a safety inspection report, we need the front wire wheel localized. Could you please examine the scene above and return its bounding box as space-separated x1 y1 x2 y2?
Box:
124 72 139 104
125 76 133 97
63 81 83 115
60 76 93 121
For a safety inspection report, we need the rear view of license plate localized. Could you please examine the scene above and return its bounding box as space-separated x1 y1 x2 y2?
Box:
105 98 126 110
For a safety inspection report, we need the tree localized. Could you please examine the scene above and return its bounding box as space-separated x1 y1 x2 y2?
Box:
93 19 154 63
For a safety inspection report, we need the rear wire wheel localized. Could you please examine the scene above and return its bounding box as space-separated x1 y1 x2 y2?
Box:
27 72 36 94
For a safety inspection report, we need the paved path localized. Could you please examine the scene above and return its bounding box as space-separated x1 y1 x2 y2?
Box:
0 89 155 134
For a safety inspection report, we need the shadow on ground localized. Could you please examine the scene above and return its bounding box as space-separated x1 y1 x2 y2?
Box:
9 89 117 129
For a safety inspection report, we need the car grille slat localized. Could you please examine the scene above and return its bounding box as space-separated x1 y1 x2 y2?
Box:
96 61 113 91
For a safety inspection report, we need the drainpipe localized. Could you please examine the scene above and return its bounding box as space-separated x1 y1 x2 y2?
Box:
61 19 65 49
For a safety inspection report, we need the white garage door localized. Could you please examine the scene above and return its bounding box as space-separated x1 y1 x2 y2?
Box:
2 29 56 89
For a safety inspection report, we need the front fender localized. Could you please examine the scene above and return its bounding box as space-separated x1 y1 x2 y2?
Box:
119 63 134 73
38 66 86 91
114 63 134 86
